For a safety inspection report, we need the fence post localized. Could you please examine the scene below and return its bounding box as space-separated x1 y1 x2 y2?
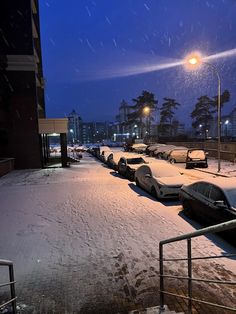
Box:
9 265 16 314
159 242 165 312
187 239 192 314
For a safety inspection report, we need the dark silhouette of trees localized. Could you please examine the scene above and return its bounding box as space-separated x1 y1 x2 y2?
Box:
191 96 213 138
128 90 158 138
191 90 230 138
159 97 180 136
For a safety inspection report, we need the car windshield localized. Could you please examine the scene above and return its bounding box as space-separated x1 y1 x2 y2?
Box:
127 158 145 164
151 165 180 177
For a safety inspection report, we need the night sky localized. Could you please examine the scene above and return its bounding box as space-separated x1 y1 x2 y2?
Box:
39 0 236 125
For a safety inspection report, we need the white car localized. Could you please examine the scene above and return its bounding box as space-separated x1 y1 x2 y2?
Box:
107 151 132 170
135 163 189 199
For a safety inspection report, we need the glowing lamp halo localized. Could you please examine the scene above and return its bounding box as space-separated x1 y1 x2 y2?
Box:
184 51 203 70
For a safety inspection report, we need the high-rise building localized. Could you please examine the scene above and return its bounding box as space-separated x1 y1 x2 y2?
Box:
0 0 45 168
67 110 83 144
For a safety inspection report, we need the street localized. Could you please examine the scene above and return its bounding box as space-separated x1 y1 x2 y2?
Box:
0 153 235 313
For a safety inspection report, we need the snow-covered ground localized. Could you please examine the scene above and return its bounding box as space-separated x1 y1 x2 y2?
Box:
0 153 235 313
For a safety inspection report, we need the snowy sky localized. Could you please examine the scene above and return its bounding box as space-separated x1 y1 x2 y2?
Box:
39 0 236 124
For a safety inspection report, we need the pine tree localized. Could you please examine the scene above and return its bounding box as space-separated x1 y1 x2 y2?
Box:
159 98 180 136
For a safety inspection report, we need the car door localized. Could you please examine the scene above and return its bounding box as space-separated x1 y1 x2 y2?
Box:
142 166 153 192
191 182 211 223
208 185 234 224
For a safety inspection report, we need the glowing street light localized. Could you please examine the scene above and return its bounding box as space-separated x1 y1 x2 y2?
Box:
185 52 222 172
143 106 150 114
143 106 150 135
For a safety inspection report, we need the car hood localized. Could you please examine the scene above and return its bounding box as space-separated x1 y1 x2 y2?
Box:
155 175 187 187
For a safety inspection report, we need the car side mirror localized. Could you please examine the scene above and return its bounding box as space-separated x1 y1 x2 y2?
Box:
145 174 151 178
214 200 227 208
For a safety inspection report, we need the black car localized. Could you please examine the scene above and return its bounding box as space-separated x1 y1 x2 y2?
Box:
179 178 236 245
118 156 147 181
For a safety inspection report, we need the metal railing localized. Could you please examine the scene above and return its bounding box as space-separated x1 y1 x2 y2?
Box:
0 259 17 314
159 219 236 313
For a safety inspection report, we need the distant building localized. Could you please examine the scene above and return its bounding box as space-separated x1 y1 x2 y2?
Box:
82 121 111 144
0 0 46 168
208 106 236 138
67 109 82 144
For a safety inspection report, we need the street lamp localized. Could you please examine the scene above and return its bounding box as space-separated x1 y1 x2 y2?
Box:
225 120 229 137
143 106 151 138
185 52 221 172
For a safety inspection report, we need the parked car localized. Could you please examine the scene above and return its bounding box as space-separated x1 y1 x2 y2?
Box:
167 148 188 163
186 149 208 169
146 144 166 156
107 152 131 170
118 155 148 180
131 143 147 154
153 145 176 159
162 147 187 161
179 178 236 245
135 162 189 199
100 147 112 162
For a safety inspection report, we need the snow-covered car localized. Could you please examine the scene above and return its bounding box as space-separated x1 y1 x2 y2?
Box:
107 152 131 170
102 150 113 163
118 155 148 180
131 143 147 154
166 148 188 163
146 143 166 156
135 162 189 199
179 178 236 245
153 145 176 159
186 149 208 169
162 147 187 161
99 146 112 161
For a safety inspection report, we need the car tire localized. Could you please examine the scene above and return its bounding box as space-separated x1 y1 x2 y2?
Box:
185 164 192 169
169 158 176 164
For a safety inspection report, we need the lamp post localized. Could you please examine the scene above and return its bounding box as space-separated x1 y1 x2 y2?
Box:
225 120 229 138
143 106 150 139
186 53 221 172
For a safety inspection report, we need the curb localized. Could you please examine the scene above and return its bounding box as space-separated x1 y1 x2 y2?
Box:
193 168 230 177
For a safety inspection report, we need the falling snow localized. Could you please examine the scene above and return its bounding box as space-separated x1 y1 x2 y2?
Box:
85 6 91 17
144 3 150 11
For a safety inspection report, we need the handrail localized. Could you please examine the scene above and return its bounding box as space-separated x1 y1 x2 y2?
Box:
0 259 17 314
159 219 236 313
160 219 236 245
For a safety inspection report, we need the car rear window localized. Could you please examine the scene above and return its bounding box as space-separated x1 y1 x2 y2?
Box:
188 150 206 159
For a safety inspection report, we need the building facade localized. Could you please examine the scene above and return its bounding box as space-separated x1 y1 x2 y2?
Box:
82 121 111 144
0 0 45 168
67 109 83 144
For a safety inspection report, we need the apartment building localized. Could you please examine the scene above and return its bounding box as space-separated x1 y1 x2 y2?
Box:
0 0 45 168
